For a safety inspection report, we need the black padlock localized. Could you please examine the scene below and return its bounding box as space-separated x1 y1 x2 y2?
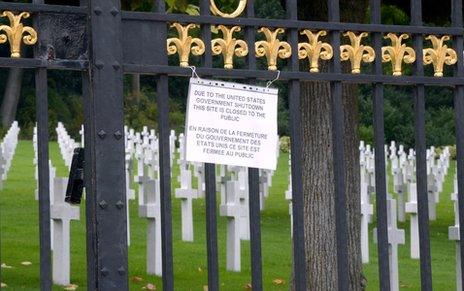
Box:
65 147 85 205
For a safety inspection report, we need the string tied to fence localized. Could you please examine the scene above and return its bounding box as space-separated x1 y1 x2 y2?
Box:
188 66 201 79
266 70 281 88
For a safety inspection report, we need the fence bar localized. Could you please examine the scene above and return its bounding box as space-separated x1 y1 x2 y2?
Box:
154 2 175 290
86 0 129 289
248 168 263 290
285 0 307 290
204 163 219 290
36 67 52 291
33 0 52 289
156 75 174 291
121 11 464 36
410 1 433 290
370 1 391 290
244 2 263 290
327 0 349 289
452 0 464 289
199 0 219 289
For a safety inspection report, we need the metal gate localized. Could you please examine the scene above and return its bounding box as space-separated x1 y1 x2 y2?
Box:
0 0 463 290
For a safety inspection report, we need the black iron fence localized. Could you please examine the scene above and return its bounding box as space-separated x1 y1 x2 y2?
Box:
0 0 463 290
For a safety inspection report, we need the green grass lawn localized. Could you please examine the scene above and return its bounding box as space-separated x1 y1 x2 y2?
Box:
0 140 458 290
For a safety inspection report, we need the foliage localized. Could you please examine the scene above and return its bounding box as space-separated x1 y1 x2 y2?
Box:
124 87 186 134
279 136 291 153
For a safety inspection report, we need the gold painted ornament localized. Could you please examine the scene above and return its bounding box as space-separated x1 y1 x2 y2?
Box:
298 30 333 73
167 23 205 67
210 0 247 18
423 35 457 77
0 11 38 58
340 31 375 74
211 25 248 69
382 33 416 76
255 27 291 71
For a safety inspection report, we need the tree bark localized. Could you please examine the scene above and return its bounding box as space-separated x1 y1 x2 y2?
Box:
298 0 367 290
131 74 141 103
1 68 23 128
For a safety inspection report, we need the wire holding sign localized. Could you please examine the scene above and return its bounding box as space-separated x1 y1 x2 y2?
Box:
185 78 278 170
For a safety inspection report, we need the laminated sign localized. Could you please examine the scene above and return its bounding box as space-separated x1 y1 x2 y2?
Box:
185 78 278 170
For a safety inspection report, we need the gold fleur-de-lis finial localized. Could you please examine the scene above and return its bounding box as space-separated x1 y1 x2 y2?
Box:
298 30 333 73
255 27 291 71
382 33 416 76
167 23 205 67
0 11 38 58
423 35 457 77
340 32 375 74
211 25 248 69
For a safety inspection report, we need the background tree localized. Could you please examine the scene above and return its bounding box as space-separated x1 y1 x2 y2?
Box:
297 0 367 289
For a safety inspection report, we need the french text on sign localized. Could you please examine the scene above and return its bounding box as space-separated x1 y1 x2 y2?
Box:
186 78 278 170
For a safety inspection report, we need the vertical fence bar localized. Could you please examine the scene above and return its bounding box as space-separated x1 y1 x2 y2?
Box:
452 0 464 289
36 67 52 291
327 0 349 289
370 1 391 290
199 0 219 289
32 0 52 288
244 2 263 290
285 0 307 290
155 1 175 290
410 1 433 290
248 167 262 290
204 162 218 290
86 0 129 289
78 1 97 288
157 74 174 291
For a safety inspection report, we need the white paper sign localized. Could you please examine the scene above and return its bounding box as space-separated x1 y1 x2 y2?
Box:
185 78 278 170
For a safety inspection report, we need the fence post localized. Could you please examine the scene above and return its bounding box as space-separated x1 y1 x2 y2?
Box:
85 1 128 289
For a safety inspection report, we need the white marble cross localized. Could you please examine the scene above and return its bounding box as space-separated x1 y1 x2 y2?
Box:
237 167 250 241
220 180 243 272
169 130 176 167
177 133 188 171
51 177 80 286
175 168 198 242
360 178 373 264
392 152 406 222
365 146 376 197
139 179 162 276
374 197 405 291
79 125 84 147
427 172 438 221
285 157 293 237
194 162 205 198
449 176 462 291
405 182 419 259
258 170 270 210
135 134 149 207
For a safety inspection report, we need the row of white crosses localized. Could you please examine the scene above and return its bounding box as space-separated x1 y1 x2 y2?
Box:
361 141 405 291
216 139 279 272
361 140 455 290
359 141 374 264
56 122 79 169
0 121 20 189
131 126 163 276
32 124 80 286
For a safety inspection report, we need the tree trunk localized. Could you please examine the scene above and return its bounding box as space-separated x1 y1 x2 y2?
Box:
300 79 363 290
1 68 23 128
131 73 141 103
298 0 367 290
